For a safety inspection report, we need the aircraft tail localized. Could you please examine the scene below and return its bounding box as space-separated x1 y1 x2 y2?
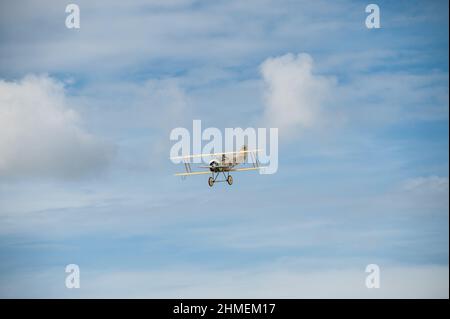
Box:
235 145 248 163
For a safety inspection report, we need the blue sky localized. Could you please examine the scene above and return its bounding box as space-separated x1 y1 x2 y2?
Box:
0 0 448 298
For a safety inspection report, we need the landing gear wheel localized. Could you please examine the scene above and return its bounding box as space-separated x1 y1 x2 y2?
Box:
208 177 214 187
227 175 233 185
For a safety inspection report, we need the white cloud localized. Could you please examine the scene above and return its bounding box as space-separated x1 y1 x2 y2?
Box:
260 53 336 137
71 78 192 171
0 75 113 179
403 176 449 193
1 264 448 298
393 176 449 213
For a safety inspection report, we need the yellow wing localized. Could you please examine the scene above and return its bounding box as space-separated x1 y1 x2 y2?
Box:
170 149 262 160
230 167 267 172
174 167 267 176
174 171 212 177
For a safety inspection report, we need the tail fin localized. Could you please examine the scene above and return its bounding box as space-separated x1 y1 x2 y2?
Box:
235 145 248 163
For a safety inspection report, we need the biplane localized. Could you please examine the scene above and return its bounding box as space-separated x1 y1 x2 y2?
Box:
171 146 264 187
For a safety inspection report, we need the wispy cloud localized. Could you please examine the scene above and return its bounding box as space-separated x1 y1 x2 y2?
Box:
1 264 448 298
0 0 448 298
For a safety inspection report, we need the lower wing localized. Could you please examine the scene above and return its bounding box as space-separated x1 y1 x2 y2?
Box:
175 171 211 176
230 167 266 172
175 167 266 176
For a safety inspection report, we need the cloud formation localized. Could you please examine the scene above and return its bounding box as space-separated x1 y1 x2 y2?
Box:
1 264 448 298
0 0 447 299
403 176 449 193
0 75 113 179
260 53 336 137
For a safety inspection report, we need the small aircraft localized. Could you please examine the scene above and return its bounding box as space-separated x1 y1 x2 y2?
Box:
171 145 264 187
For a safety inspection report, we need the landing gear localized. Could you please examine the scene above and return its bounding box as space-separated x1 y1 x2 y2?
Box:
207 172 234 187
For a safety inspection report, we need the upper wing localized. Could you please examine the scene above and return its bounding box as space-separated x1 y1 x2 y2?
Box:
170 149 262 161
